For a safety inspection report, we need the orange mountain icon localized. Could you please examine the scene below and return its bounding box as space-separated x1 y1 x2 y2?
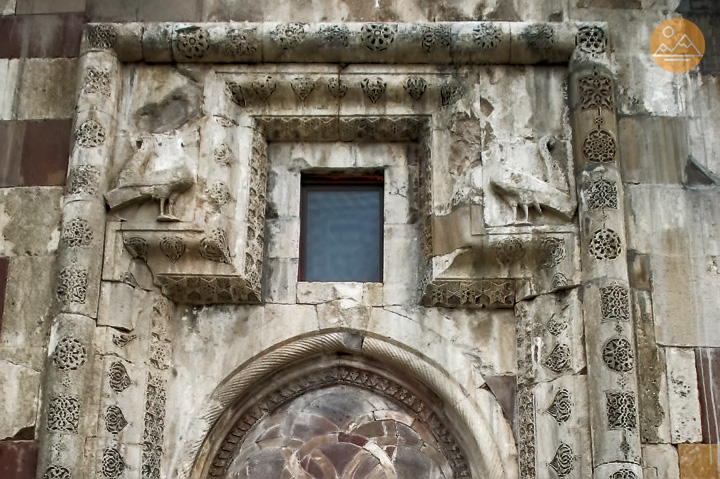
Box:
653 34 703 57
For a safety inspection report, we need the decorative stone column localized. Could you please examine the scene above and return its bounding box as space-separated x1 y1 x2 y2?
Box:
35 25 122 479
569 28 644 478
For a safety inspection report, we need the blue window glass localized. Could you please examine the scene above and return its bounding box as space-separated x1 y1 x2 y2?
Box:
300 176 383 282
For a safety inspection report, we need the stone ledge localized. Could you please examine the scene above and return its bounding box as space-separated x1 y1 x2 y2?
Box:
81 21 608 65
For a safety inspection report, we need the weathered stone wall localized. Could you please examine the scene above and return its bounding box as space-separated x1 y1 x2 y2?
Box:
0 1 719 479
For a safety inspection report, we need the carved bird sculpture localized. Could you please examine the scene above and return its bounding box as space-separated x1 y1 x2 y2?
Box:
485 136 575 224
105 132 194 222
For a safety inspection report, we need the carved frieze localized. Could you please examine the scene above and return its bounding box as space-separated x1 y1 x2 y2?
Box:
175 26 209 60
290 76 316 102
423 279 515 308
319 24 350 47
251 75 277 102
327 77 347 98
517 387 536 479
522 24 555 52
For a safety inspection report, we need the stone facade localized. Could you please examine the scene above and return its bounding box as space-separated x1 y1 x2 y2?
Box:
1 2 720 479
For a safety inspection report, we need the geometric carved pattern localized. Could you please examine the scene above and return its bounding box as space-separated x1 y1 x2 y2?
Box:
210 365 469 479
602 338 634 373
539 237 566 269
548 442 574 477
251 75 277 102
586 179 618 210
544 344 571 373
611 469 638 479
606 391 637 429
109 362 131 393
52 337 86 370
43 466 71 479
83 67 111 97
361 23 396 51
579 70 613 110
290 76 316 102
57 267 88 304
124 236 149 263
75 119 106 148
102 447 125 478
589 228 621 260
47 396 80 433
175 26 209 60
440 80 463 106
88 25 117 49
61 219 93 248
319 24 350 47
157 275 260 305
473 23 502 50
199 229 231 264
546 389 572 423
425 279 515 308
105 405 128 434
517 387 536 479
270 23 306 49
205 182 232 209
327 77 348 98
522 24 555 52
66 165 100 196
583 117 616 163
600 284 630 322
576 26 607 55
142 374 167 479
497 237 525 264
546 314 568 336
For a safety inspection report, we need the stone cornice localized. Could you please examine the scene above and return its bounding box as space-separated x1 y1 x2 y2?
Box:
83 21 608 65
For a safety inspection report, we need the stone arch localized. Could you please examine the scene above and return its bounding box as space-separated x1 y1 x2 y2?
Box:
171 331 514 479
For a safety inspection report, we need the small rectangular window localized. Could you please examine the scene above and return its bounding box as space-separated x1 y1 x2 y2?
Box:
300 173 383 282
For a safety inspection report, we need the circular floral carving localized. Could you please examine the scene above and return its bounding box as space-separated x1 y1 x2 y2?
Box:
576 25 607 55
62 219 93 248
589 228 621 260
160 236 186 263
473 23 502 50
497 237 525 264
603 338 634 372
270 23 306 49
224 27 258 56
43 466 71 479
361 23 396 51
53 337 86 370
583 117 616 163
175 26 209 60
540 237 566 268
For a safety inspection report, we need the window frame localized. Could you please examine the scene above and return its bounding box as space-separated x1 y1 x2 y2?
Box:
299 172 384 283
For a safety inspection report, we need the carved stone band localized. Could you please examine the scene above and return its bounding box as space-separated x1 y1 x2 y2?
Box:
84 21 605 65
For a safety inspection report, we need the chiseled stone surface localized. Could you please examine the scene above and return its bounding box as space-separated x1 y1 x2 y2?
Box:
16 58 77 120
665 347 703 444
0 187 63 256
0 359 40 439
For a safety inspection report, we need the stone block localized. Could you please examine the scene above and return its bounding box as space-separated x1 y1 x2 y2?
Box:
16 58 77 120
642 444 680 479
0 59 19 120
0 440 38 479
15 0 85 14
1 0 15 14
316 298 372 330
297 282 364 304
0 255 56 370
382 224 420 306
0 257 7 329
86 0 202 21
264 217 300 259
0 359 41 439
0 13 84 59
0 187 63 256
263 257 298 305
666 347 703 443
678 443 720 479
618 116 687 185
695 348 720 443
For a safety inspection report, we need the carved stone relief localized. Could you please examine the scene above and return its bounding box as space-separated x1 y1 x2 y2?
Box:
544 344 571 373
600 285 629 322
583 117 616 163
251 75 277 102
47 396 80 433
327 77 347 98
319 24 350 46
62 219 93 248
43 466 70 479
602 338 634 373
66 165 100 196
403 76 428 101
53 337 87 370
290 76 316 102
124 236 149 263
576 26 607 56
539 237 566 269
440 79 463 106
517 387 536 479
75 119 107 148
496 237 525 265
225 81 244 106
360 23 396 51
546 389 572 423
57 267 88 304
159 236 186 262
112 333 137 348
586 179 618 210
270 23 307 49
224 28 258 57
360 77 386 103
142 373 167 479
423 279 515 308
606 392 637 429
548 443 574 477
589 228 621 260
102 447 125 478
83 67 111 97
579 70 613 110
473 23 502 50
522 24 555 52
109 362 131 392
88 24 117 49
175 26 209 60
610 469 638 479
105 405 128 434
421 24 451 52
